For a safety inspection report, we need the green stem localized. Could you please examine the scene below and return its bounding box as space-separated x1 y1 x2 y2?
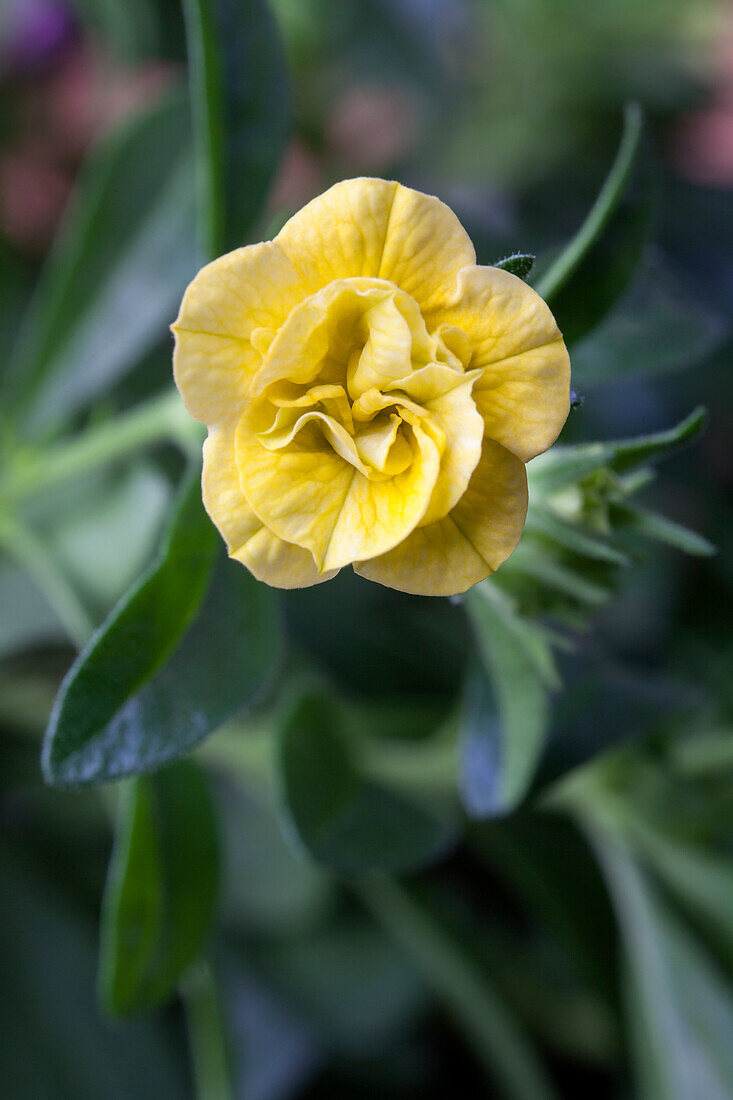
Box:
0 516 94 647
181 961 232 1100
1 389 201 505
534 102 643 302
355 876 559 1100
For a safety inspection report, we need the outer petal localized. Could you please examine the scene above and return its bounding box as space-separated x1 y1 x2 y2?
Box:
172 240 305 426
376 182 476 312
275 178 399 290
233 526 338 589
275 178 475 310
202 424 334 588
355 437 527 596
431 265 571 462
236 406 441 572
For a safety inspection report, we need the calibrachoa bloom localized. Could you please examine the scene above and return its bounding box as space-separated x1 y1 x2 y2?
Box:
172 178 570 595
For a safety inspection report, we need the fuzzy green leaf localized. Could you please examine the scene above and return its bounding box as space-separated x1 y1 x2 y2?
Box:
528 406 706 496
525 506 631 566
495 253 535 279
609 502 716 556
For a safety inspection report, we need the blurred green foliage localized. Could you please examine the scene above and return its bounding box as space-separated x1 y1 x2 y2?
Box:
1 0 732 1097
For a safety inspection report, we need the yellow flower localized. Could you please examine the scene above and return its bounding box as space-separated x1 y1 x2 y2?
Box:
172 178 570 596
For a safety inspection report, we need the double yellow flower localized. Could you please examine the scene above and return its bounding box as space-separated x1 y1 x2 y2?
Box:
173 178 570 595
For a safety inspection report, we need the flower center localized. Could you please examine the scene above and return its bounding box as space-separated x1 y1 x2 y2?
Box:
248 277 466 481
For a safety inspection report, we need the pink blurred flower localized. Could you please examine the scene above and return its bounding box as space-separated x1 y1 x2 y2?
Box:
1 28 175 252
0 149 71 251
674 9 733 184
269 140 324 214
326 85 420 170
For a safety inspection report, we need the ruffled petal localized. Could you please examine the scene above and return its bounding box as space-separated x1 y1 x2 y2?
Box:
417 372 484 527
355 437 527 596
250 278 392 397
472 340 570 463
431 265 570 462
320 420 442 571
236 404 441 572
354 414 412 476
347 291 416 397
172 240 305 426
258 407 373 477
202 423 333 588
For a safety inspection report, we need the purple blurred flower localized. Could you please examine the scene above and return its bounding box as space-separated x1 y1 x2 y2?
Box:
1 0 77 76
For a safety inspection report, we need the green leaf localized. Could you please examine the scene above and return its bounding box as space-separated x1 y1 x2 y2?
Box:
670 730 733 777
99 759 218 1014
182 0 290 257
534 104 646 339
277 691 455 873
461 586 556 817
525 505 631 567
42 465 216 782
528 406 707 496
503 544 612 607
528 443 620 498
4 94 197 436
180 962 232 1100
43 468 282 785
495 253 535 279
593 837 733 1100
570 253 726 387
608 406 707 474
543 185 650 346
628 824 733 968
609 502 716 557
